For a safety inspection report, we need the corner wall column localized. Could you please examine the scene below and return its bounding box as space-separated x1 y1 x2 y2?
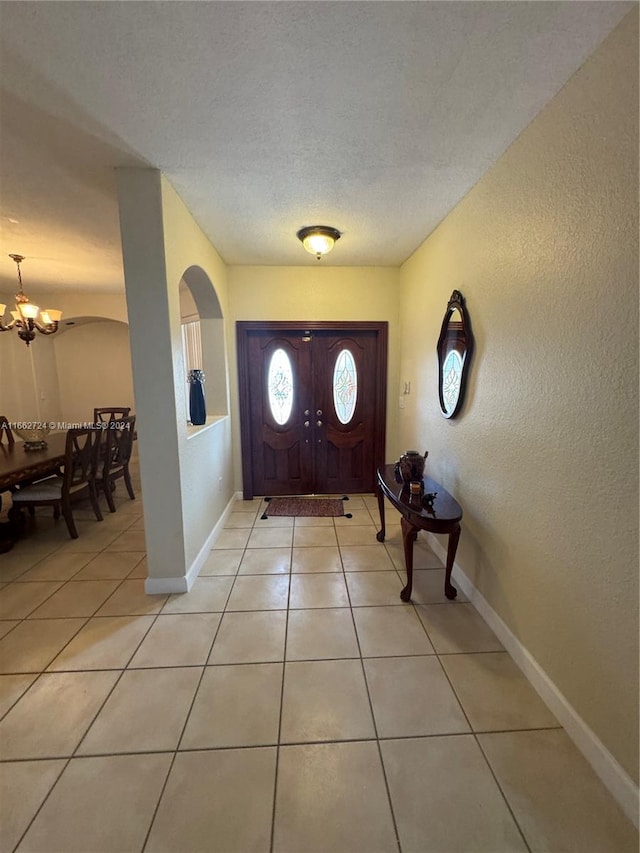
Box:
116 168 187 586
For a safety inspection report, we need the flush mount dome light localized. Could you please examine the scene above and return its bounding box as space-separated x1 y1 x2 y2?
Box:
296 226 341 260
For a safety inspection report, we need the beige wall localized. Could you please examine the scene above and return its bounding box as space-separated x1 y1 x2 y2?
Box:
398 11 638 784
161 178 233 571
54 321 134 425
227 265 402 491
49 292 129 325
0 333 52 423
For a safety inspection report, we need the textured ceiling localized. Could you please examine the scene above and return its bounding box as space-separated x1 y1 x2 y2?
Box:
0 1 633 293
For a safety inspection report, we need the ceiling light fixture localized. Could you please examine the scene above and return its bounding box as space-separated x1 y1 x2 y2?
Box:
0 254 62 346
296 225 341 260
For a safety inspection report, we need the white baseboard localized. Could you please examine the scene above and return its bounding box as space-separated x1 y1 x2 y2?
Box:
144 574 190 595
144 492 240 595
425 532 639 829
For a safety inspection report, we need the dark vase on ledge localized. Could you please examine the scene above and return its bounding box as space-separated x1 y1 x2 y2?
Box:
188 369 206 425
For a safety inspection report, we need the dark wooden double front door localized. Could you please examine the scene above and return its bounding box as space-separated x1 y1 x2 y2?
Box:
237 322 387 498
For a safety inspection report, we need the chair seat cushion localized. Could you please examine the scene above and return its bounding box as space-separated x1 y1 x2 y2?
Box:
12 477 63 501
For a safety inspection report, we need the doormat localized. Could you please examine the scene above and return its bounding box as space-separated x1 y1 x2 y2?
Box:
261 496 351 519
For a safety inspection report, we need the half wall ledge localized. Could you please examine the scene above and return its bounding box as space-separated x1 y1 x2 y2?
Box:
186 414 227 439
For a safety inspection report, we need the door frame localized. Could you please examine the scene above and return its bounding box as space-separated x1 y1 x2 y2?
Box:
237 321 388 499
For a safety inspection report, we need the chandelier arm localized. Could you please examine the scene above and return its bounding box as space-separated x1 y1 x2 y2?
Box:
32 321 60 335
0 319 17 332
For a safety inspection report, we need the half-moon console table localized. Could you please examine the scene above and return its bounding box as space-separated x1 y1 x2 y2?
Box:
376 464 463 602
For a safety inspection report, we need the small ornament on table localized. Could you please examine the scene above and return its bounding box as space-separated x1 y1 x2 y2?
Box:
409 480 423 506
422 491 438 516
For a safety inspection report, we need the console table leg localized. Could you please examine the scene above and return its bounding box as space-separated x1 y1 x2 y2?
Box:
376 485 386 543
444 523 461 600
400 516 418 602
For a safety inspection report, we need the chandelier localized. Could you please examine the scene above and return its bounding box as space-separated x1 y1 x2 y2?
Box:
0 254 62 346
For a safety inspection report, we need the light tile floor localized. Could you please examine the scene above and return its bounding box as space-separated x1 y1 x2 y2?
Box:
0 471 637 853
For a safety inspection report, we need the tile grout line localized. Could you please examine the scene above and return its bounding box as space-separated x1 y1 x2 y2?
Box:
473 733 533 853
140 492 258 853
267 501 294 853
11 755 72 852
337 520 404 853
434 643 534 853
403 564 534 850
0 725 567 766
139 548 236 853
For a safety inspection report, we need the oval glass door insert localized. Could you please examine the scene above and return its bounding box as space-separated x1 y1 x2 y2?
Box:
333 348 358 424
267 348 294 425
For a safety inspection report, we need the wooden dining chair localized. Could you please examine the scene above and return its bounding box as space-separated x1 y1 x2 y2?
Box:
0 416 15 513
0 415 14 446
9 428 103 538
94 407 131 425
99 415 136 512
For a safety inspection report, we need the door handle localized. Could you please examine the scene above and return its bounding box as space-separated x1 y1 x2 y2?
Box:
304 410 310 416
304 421 310 428
316 420 323 427
316 409 323 416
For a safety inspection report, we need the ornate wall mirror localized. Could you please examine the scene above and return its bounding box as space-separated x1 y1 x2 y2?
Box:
436 290 473 419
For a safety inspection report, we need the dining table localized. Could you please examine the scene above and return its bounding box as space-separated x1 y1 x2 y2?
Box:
0 432 68 492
